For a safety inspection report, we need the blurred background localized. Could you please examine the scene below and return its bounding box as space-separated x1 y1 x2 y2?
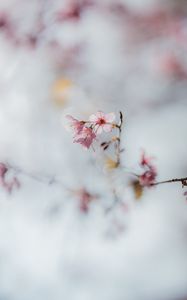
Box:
0 0 187 299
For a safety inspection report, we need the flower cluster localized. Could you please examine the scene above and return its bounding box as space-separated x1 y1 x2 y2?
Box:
72 188 97 213
66 111 116 149
0 108 185 208
0 163 20 193
139 152 157 187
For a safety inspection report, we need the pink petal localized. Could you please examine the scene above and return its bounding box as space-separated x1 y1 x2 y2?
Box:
66 114 75 122
96 111 105 119
73 127 96 149
89 114 98 122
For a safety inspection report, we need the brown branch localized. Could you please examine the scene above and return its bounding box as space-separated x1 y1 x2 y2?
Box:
116 111 123 166
7 163 70 189
151 177 187 187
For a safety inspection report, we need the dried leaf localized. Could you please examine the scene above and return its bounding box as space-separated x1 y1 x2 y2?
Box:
105 157 119 170
131 180 144 200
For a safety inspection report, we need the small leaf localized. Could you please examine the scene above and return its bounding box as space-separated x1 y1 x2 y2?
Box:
131 180 144 200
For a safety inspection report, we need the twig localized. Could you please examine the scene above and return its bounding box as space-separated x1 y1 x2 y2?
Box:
115 111 123 166
6 162 70 190
151 177 187 187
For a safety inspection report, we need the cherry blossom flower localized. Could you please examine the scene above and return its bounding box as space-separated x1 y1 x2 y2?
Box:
140 152 153 167
2 177 20 193
0 163 20 193
74 188 95 212
139 152 157 187
56 0 93 23
66 115 85 134
73 127 96 149
89 111 115 134
65 111 118 149
0 163 8 177
158 54 187 80
139 170 157 187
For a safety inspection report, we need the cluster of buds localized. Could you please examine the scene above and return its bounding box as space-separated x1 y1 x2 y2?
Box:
139 152 157 187
0 163 20 193
131 152 157 200
66 111 116 149
72 187 97 213
0 108 185 210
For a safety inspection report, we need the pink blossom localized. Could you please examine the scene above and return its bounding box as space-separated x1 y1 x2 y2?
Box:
0 163 8 177
89 111 115 134
75 188 95 212
66 115 85 134
140 152 153 167
139 170 157 187
158 54 187 80
139 152 157 187
0 163 20 193
2 177 20 193
73 127 96 149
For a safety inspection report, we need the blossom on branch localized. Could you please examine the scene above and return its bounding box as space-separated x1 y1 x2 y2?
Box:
139 152 157 187
89 111 115 134
74 188 96 213
73 127 96 149
0 163 20 193
66 115 85 134
65 111 116 149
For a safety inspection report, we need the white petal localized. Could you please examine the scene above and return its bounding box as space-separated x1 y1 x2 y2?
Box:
105 113 115 122
96 111 104 118
89 114 97 122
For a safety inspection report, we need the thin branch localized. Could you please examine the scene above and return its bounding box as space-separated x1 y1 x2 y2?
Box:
116 111 123 166
151 177 187 187
6 163 70 190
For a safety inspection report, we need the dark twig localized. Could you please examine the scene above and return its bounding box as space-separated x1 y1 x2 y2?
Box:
151 177 187 187
115 111 123 166
6 163 70 189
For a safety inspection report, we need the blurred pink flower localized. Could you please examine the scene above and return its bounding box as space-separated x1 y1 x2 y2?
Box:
139 170 157 187
2 177 20 193
140 152 153 167
139 152 157 187
73 127 96 149
0 163 8 177
66 115 85 134
89 111 115 134
0 163 20 193
158 54 187 80
75 188 95 212
56 0 93 22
